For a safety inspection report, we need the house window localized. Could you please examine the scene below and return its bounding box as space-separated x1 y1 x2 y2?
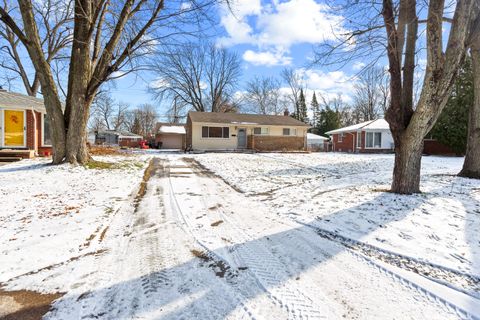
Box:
374 132 382 148
42 114 52 146
253 127 269 135
338 133 344 142
366 132 382 148
201 126 229 138
283 128 297 136
356 132 362 148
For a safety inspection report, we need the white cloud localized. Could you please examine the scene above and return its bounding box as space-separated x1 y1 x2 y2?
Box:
255 0 344 47
352 61 366 71
292 69 357 103
149 78 169 89
180 2 192 10
218 0 347 66
110 71 127 79
242 49 292 66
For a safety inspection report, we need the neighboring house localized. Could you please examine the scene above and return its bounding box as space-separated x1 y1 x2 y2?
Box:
186 111 310 151
325 119 394 153
95 130 143 148
0 89 52 158
154 123 186 149
307 133 329 151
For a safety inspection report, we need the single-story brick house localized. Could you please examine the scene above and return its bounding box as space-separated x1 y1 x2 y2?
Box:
154 123 186 149
95 130 143 148
0 89 52 157
325 119 394 153
186 111 310 151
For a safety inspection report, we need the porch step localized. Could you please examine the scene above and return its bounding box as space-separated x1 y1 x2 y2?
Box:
0 149 34 159
0 156 22 162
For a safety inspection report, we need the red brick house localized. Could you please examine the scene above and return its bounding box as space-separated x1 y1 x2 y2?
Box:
0 89 52 158
325 119 394 153
95 130 143 148
186 111 310 151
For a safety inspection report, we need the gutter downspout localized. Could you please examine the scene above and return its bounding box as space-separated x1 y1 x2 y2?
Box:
31 107 38 156
347 132 355 153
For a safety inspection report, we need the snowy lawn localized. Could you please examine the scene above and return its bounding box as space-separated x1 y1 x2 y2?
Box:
192 153 480 289
0 155 150 295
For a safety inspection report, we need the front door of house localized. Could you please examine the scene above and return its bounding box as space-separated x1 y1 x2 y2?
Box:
237 128 247 148
4 110 25 147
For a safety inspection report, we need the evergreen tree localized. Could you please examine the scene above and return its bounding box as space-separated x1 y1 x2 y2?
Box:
298 89 308 123
430 56 473 155
318 106 341 136
311 92 320 132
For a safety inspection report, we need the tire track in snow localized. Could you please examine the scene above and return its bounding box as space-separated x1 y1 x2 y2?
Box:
169 158 338 319
234 153 480 314
186 156 470 319
165 160 269 320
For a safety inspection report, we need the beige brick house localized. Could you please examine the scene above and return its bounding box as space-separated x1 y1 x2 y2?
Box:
186 111 310 151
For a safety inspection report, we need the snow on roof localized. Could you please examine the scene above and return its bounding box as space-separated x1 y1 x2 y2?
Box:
98 130 143 138
307 133 328 140
325 119 390 135
0 90 46 112
159 125 186 134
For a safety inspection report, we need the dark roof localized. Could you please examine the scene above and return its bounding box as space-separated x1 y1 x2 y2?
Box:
188 112 310 127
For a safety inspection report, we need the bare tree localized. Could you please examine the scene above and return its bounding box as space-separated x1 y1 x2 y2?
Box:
112 102 130 131
460 9 480 178
151 41 242 115
123 104 157 137
0 0 218 164
281 67 303 115
381 0 477 193
0 0 73 97
90 94 130 131
91 93 115 130
315 0 477 194
244 76 282 115
352 66 387 121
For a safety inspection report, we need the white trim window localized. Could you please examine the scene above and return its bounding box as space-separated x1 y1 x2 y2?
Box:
338 132 345 142
201 126 230 138
283 128 297 136
365 131 382 148
253 127 269 135
42 113 52 146
356 131 362 148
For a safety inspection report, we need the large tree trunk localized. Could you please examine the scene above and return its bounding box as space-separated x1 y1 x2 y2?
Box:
459 47 480 178
16 0 66 164
391 135 424 194
64 0 92 165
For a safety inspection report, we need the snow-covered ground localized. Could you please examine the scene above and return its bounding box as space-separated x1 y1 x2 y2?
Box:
1 151 479 319
193 153 480 297
0 155 150 293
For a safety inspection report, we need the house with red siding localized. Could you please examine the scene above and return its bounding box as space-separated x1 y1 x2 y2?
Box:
325 119 394 153
0 89 52 158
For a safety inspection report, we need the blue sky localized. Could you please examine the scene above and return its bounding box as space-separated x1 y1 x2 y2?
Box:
107 0 364 118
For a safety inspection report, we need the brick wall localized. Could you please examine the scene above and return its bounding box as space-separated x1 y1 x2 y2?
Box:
26 110 53 156
249 135 305 151
119 138 141 148
423 139 457 156
332 132 355 152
